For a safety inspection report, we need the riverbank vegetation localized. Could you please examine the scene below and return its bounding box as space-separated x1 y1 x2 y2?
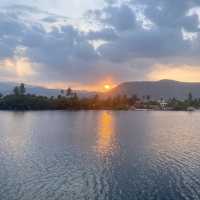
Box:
0 84 199 111
0 84 137 110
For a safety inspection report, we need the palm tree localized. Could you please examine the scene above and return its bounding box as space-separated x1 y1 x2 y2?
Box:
188 92 193 102
66 87 72 96
13 86 20 96
60 89 64 96
19 83 26 95
146 95 151 101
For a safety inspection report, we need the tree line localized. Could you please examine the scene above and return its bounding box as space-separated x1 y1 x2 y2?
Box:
0 84 199 111
0 83 139 110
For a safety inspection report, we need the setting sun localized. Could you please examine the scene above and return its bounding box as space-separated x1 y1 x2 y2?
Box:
104 84 111 90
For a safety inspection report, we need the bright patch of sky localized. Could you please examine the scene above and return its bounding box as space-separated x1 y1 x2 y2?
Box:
0 0 105 19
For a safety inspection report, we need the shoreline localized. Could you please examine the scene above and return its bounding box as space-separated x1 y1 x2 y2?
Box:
0 109 198 112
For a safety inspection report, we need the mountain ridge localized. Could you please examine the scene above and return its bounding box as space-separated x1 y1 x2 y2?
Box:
1 80 200 100
0 81 96 98
108 79 200 100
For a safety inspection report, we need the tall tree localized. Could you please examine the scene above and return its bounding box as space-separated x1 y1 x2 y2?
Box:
60 89 64 95
188 92 193 102
66 87 72 96
19 83 26 95
13 86 20 96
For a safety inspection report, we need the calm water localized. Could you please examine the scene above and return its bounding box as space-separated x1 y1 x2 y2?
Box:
1 111 200 200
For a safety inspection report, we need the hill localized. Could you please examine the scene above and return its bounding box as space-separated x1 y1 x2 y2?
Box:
0 81 96 98
108 80 200 100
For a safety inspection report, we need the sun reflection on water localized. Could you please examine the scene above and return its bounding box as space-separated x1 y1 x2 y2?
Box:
96 111 116 157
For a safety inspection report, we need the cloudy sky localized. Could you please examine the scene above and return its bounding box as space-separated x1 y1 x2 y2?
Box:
1 0 200 91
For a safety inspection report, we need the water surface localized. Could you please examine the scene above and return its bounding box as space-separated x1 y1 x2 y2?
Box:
1 111 200 200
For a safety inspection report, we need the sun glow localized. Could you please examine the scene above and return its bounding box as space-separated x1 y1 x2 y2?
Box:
96 111 115 157
1 58 34 77
104 84 111 90
31 78 117 92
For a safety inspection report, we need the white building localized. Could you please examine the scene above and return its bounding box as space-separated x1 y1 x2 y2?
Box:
158 99 168 110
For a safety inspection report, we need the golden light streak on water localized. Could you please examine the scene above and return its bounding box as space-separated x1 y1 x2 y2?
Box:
96 111 115 157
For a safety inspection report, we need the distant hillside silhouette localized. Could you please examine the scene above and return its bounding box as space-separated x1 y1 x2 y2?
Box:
0 81 96 98
1 80 200 100
108 80 200 100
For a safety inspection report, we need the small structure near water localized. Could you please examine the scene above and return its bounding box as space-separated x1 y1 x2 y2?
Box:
158 99 168 110
187 107 195 112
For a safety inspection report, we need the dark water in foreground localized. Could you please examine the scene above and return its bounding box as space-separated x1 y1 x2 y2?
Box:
1 111 200 200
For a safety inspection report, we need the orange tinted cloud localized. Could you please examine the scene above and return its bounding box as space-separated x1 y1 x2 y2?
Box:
148 64 200 82
1 58 34 77
41 77 117 92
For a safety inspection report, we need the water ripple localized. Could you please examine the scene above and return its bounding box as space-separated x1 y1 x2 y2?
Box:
0 111 200 199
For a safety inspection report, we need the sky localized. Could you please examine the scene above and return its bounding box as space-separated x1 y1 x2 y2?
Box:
1 0 200 91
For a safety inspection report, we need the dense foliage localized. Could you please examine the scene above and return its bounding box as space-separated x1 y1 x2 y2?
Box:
0 84 199 111
167 97 200 111
0 84 139 110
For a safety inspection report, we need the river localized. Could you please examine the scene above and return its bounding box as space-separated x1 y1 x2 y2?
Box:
0 111 200 200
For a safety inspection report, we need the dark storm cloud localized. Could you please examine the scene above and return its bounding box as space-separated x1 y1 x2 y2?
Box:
0 6 102 83
89 0 200 63
139 0 200 31
88 3 138 31
86 28 118 41
0 10 27 59
1 0 200 85
102 4 137 31
98 27 191 62
23 24 101 83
